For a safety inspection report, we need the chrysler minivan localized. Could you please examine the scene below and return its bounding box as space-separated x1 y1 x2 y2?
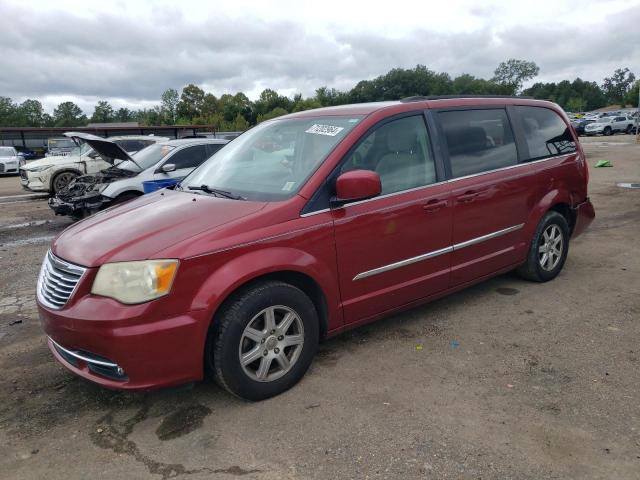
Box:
38 97 594 400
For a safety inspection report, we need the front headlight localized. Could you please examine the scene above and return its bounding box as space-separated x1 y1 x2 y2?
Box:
91 260 179 304
26 164 53 172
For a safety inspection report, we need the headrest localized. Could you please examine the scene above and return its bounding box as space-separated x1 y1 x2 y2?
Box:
446 126 487 154
385 122 417 152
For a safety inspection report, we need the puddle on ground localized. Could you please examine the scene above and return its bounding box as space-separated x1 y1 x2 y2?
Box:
0 235 55 248
496 287 519 296
156 404 212 441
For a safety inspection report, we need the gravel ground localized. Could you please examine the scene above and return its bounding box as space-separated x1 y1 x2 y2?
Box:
0 135 639 480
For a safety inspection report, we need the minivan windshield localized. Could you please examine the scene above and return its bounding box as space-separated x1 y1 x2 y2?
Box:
116 144 176 171
181 116 362 201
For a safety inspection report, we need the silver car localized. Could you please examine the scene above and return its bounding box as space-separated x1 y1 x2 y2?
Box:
49 134 229 218
0 146 21 175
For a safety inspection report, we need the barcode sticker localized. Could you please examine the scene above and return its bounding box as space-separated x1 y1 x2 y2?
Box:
305 124 344 136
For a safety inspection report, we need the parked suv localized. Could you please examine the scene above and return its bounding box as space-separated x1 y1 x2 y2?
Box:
584 115 635 136
20 135 168 193
38 97 594 400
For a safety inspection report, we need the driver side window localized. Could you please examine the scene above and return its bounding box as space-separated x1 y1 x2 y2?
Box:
341 115 437 195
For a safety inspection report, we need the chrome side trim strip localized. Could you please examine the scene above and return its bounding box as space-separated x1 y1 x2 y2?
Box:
352 223 525 281
300 208 330 218
49 337 119 368
353 246 453 281
452 223 524 250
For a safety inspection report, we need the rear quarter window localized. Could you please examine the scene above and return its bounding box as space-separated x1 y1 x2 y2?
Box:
515 106 576 161
438 109 518 178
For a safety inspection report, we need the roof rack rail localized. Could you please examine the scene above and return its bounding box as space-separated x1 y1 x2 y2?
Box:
400 95 533 102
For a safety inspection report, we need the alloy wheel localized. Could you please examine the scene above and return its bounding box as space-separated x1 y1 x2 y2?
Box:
238 305 304 382
538 224 563 271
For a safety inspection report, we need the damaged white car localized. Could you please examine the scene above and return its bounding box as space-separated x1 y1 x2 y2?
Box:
20 134 168 193
49 133 229 219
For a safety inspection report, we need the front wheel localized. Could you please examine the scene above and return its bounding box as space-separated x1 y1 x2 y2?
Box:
517 211 570 282
603 126 612 136
52 171 78 194
207 281 319 401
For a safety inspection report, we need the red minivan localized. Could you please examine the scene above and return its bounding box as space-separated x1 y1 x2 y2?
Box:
38 97 594 400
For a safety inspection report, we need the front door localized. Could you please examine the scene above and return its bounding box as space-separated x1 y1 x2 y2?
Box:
332 114 453 324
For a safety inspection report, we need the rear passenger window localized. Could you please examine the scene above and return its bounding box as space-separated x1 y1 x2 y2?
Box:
439 109 517 178
341 115 437 195
516 106 576 161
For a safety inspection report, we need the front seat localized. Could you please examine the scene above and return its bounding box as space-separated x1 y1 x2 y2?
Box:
375 122 426 194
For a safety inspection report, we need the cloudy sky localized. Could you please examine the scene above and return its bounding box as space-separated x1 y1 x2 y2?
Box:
1 0 638 114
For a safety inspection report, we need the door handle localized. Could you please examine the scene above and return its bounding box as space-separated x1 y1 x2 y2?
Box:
423 199 448 212
457 190 480 203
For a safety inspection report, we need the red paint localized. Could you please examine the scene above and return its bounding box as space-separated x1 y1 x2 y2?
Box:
39 98 594 390
335 170 382 201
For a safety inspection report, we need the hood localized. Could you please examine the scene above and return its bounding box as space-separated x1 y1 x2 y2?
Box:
52 189 267 267
21 155 82 169
64 132 141 168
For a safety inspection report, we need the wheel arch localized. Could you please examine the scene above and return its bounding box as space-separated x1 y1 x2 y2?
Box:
211 270 330 341
193 247 339 342
50 168 82 191
524 190 576 240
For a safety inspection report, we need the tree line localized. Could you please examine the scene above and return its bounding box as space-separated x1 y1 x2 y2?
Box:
0 60 637 130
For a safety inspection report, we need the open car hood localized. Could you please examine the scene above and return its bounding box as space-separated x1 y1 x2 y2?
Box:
63 132 141 168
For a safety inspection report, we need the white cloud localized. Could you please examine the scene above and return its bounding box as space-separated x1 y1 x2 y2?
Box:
1 0 638 114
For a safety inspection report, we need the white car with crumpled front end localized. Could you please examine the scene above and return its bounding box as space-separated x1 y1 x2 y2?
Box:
20 135 168 194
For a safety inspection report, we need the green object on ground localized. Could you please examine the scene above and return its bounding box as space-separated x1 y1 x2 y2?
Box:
594 160 613 168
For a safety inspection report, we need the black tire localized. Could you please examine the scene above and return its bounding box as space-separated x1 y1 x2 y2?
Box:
626 125 633 134
603 126 612 136
206 281 319 401
517 211 570 282
51 171 78 194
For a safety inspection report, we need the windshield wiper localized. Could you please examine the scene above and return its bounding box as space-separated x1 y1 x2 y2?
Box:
188 185 245 200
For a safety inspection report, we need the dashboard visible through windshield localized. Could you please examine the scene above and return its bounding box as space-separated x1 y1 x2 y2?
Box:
181 116 362 201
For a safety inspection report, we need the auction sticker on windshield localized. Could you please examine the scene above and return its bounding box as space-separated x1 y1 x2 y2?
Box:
305 124 344 136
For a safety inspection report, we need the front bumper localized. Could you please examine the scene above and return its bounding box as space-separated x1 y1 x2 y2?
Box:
48 193 110 217
0 161 19 174
20 171 49 192
39 295 211 390
572 197 595 237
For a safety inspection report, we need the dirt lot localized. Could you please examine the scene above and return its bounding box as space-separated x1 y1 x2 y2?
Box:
0 135 639 480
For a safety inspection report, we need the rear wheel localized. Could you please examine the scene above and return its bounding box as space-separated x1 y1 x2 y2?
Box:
52 171 78 194
517 211 570 282
207 281 319 401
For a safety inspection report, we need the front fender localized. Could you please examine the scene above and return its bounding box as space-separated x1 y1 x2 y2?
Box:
190 246 341 330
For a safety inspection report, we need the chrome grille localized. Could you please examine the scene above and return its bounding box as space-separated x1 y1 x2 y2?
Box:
37 251 86 309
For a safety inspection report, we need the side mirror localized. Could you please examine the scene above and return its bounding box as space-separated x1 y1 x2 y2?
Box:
334 170 381 204
160 163 176 173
